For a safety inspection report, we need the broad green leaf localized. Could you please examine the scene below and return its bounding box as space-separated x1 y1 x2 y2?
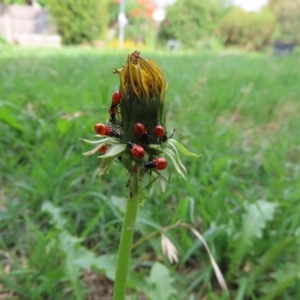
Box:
72 246 100 269
169 139 201 157
93 254 117 281
242 200 277 239
42 201 66 230
70 248 119 282
59 231 83 254
147 262 176 300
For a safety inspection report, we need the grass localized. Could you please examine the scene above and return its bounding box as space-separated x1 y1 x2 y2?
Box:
0 45 300 299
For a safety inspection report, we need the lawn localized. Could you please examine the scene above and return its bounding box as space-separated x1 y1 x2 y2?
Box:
0 45 300 300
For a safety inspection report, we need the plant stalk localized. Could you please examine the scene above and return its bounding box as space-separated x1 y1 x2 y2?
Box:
112 174 140 300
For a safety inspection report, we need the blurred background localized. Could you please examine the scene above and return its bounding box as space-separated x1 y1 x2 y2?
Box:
0 0 300 52
0 1 300 300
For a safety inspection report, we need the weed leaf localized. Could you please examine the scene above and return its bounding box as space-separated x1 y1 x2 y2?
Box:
242 200 277 240
260 263 300 300
42 201 66 230
147 262 177 300
229 200 278 277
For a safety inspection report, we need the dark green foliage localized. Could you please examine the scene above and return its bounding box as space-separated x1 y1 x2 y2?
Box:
2 1 47 8
2 0 26 3
107 0 120 26
219 7 276 50
157 0 228 49
47 0 108 44
268 0 300 43
126 16 155 46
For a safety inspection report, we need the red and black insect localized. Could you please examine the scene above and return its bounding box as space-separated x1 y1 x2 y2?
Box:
153 125 175 142
144 157 168 171
127 142 145 158
98 145 108 153
133 122 146 136
109 91 122 124
108 106 118 124
111 91 122 106
133 122 151 142
94 123 120 138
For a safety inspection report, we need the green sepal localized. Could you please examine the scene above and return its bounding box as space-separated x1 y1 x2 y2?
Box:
167 142 187 174
80 137 119 145
163 148 187 180
81 137 120 156
168 139 201 158
148 144 162 151
101 144 127 159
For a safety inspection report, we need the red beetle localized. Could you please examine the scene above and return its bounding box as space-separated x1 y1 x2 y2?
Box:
94 123 120 138
144 157 168 170
112 91 122 106
133 122 147 136
153 125 175 142
98 145 108 153
127 142 145 158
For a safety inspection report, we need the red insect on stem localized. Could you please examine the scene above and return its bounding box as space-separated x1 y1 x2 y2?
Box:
94 123 120 138
98 145 108 153
144 157 168 170
112 91 122 106
153 125 175 142
127 142 145 158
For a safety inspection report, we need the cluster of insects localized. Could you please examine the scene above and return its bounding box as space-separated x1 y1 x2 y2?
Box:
94 90 173 176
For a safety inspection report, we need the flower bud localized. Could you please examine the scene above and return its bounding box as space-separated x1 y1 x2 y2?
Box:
114 51 167 145
82 50 200 182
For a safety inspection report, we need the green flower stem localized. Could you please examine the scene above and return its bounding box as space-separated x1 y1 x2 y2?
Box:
113 174 141 300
